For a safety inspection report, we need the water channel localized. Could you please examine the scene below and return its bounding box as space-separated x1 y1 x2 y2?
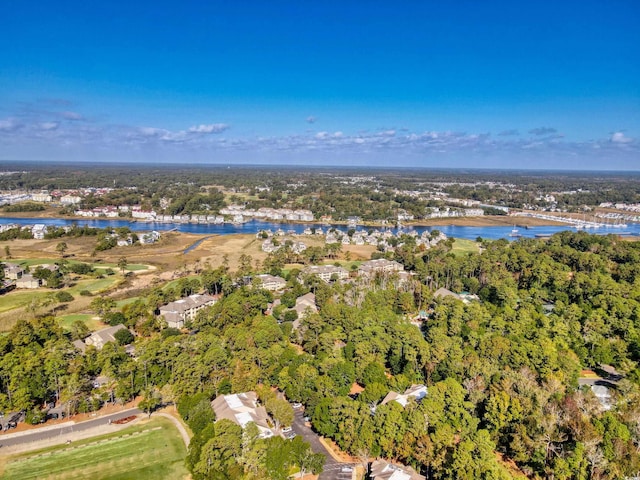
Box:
1 217 639 241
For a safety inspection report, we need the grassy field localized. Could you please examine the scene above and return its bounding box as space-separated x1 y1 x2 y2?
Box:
451 238 480 256
94 263 150 272
0 276 121 313
0 417 188 480
58 313 103 332
11 258 150 272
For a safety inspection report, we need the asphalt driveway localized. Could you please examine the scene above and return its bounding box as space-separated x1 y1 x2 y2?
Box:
291 409 357 480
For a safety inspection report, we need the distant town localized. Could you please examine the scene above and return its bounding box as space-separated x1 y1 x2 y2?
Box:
0 164 638 480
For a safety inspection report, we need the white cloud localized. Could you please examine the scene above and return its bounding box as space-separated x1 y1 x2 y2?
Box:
188 123 229 134
61 111 84 120
611 132 633 144
0 118 23 132
377 129 396 137
40 122 59 131
529 127 557 136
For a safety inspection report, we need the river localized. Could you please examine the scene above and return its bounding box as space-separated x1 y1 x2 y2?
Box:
1 217 639 241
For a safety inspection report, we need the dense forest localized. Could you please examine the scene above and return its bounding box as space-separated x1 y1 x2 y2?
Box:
1 230 640 478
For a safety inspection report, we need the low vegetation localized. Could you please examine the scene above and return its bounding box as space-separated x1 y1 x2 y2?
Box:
0 417 188 480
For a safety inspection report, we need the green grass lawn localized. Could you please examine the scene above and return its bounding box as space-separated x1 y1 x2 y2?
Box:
1 417 188 480
68 277 119 294
58 313 103 332
0 277 119 314
94 263 149 272
116 297 141 308
451 238 480 256
13 258 149 272
14 258 60 266
161 275 199 293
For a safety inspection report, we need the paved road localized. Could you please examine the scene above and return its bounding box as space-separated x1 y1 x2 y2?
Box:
0 408 141 448
291 410 357 480
578 377 618 387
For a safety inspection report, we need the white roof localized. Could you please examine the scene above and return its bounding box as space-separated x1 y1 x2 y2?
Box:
226 393 244 410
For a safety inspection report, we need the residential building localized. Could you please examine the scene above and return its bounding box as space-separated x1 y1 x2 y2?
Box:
255 274 287 291
370 460 426 480
16 274 41 289
3 263 24 280
84 324 128 350
139 231 160 244
358 259 404 276
131 208 156 220
31 224 47 239
591 385 613 411
381 384 428 408
72 339 87 353
293 292 318 321
433 287 461 301
301 265 349 283
60 195 82 205
31 192 52 202
211 392 273 438
159 293 218 329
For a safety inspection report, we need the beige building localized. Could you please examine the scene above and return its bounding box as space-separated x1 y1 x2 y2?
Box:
301 265 349 283
84 324 127 350
370 460 426 480
358 259 404 276
15 274 41 289
255 274 287 291
159 294 217 329
211 392 273 438
3 263 24 280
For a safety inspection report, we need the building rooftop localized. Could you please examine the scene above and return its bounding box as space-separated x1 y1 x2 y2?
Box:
211 392 271 431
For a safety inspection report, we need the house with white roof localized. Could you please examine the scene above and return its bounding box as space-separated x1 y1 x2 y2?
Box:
211 392 273 438
591 384 613 411
380 384 428 408
370 459 425 480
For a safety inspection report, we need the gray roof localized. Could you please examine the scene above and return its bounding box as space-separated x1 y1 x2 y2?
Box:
370 460 425 480
211 392 270 430
160 294 217 314
85 324 127 348
434 287 461 300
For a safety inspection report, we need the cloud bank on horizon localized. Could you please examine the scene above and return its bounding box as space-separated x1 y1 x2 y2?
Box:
0 102 636 170
1 1 638 169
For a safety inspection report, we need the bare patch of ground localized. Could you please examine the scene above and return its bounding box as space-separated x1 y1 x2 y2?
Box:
410 215 567 227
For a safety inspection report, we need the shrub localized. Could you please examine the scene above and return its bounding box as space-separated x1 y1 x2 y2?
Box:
55 291 74 302
69 263 94 275
114 328 134 346
79 289 92 296
104 311 126 326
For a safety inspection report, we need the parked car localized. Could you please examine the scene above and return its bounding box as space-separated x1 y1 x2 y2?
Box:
282 426 293 433
292 402 303 409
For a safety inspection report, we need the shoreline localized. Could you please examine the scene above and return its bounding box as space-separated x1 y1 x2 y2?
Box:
0 208 570 228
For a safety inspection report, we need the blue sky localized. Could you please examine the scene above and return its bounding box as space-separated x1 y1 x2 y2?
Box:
1 1 639 169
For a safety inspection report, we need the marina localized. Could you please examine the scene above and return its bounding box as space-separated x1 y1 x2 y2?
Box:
1 216 639 242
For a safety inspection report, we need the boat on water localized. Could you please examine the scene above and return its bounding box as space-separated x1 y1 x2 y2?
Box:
509 226 522 238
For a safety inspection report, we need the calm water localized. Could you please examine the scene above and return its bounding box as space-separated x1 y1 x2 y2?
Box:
1 217 639 241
